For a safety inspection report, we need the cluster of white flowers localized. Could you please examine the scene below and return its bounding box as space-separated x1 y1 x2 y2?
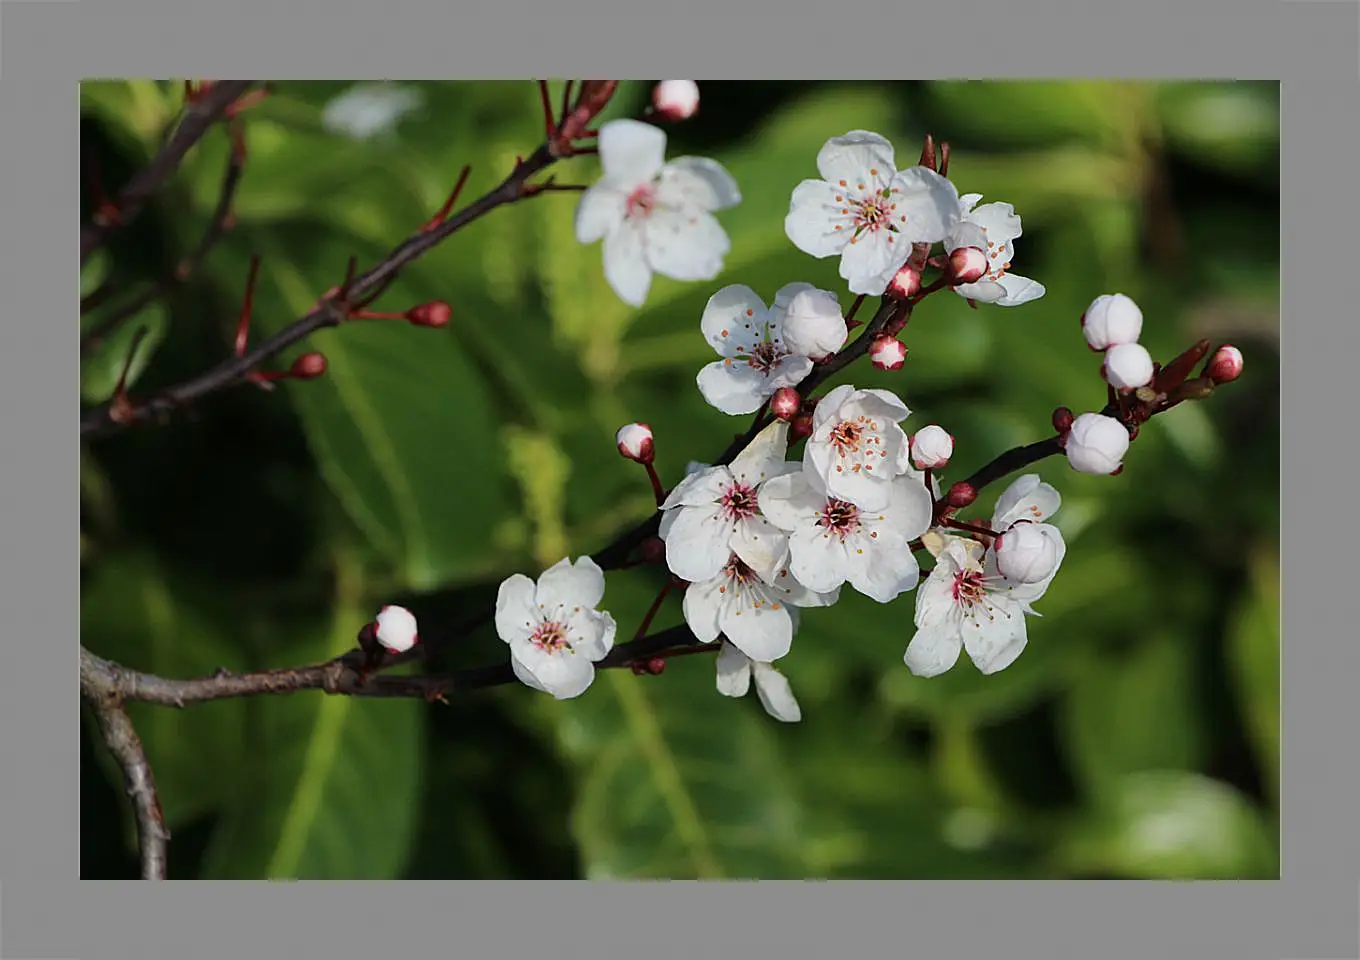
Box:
1062 293 1148 476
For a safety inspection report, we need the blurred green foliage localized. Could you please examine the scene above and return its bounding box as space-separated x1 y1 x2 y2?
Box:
80 79 1280 880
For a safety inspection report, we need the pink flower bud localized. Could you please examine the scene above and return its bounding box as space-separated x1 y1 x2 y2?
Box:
994 523 1060 584
781 287 847 359
886 264 922 300
652 80 699 121
791 413 814 440
1102 342 1155 391
869 334 907 370
1081 293 1143 351
374 604 419 653
408 301 452 327
946 482 977 508
616 422 655 464
1206 344 1243 384
950 247 988 285
1064 413 1129 475
771 387 801 421
910 424 953 469
290 352 328 379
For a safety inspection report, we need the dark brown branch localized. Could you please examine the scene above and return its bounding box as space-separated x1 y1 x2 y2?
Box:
80 80 254 265
81 144 558 439
82 137 247 356
80 656 170 880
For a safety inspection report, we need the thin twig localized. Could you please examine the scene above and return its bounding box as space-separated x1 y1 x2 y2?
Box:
80 80 253 265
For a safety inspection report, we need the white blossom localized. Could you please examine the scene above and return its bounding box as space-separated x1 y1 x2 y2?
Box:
696 284 816 415
803 384 914 512
948 194 1045 307
576 119 740 307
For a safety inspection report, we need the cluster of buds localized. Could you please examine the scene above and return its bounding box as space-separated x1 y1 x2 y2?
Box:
1085 293 1155 391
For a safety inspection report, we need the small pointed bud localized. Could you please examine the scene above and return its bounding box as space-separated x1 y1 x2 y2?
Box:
886 264 922 301
408 301 452 327
1052 406 1074 433
652 80 699 121
290 352 328 379
646 657 667 675
1081 293 1144 351
949 246 988 285
1102 342 1155 391
781 288 847 359
910 425 954 469
946 482 977 509
869 335 907 371
994 523 1060 584
1206 344 1244 385
374 604 419 653
1064 412 1130 476
918 133 938 171
791 413 814 440
771 387 801 422
616 422 655 464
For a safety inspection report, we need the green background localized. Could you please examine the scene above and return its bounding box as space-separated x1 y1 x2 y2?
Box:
80 79 1280 880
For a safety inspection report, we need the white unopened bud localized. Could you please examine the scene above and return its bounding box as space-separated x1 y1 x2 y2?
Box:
374 605 419 653
616 422 655 464
1102 342 1155 391
781 287 847 359
652 80 699 121
1206 344 1244 384
869 334 907 370
910 425 954 469
1081 293 1143 351
994 523 1060 583
950 246 988 285
1064 413 1129 475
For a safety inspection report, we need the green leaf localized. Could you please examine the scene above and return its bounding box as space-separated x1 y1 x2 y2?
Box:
1225 547 1280 808
80 303 168 403
200 594 424 879
1053 771 1277 878
81 552 248 828
1062 632 1209 798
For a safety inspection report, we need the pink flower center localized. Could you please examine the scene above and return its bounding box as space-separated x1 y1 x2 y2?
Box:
745 341 787 373
951 569 987 608
817 498 861 540
719 482 759 521
828 415 889 475
530 620 571 655
626 184 657 220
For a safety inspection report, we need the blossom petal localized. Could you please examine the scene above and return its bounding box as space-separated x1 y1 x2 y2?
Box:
661 464 730 509
575 185 626 244
682 572 727 643
535 556 606 612
657 157 741 211
847 536 920 603
788 525 850 594
816 130 896 183
732 515 790 585
752 663 802 722
991 475 1061 529
566 608 617 661
510 653 553 694
839 232 907 297
995 273 1046 306
697 360 774 416
949 220 990 252
663 504 733 583
720 592 793 662
893 166 961 244
645 209 730 282
914 557 961 628
510 644 597 699
785 180 851 259
715 641 752 697
728 420 791 487
602 220 653 306
495 574 539 645
904 622 964 677
700 284 769 358
885 473 936 541
952 279 1008 303
599 118 667 186
757 471 821 532
966 200 1023 243
769 281 820 322
960 600 1029 675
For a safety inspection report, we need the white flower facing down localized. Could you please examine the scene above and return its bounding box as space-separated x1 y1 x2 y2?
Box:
576 119 741 308
495 557 618 700
683 553 838 663
659 420 795 584
785 131 960 296
697 284 816 416
948 194 1045 307
322 83 424 141
803 384 914 512
759 468 933 603
715 641 801 722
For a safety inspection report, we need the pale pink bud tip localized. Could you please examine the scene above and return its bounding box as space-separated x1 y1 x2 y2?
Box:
1064 412 1129 476
290 352 328 379
910 424 953 469
1081 293 1143 351
887 264 922 300
653 80 699 121
950 247 988 285
616 422 655 464
869 334 907 371
1207 344 1243 384
771 387 801 422
408 301 452 327
946 482 977 508
994 523 1060 584
1102 342 1155 391
374 604 419 653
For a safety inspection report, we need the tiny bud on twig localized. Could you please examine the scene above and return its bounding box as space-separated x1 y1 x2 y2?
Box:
652 80 700 121
616 423 655 464
1052 406 1074 434
289 352 328 379
946 482 977 508
1205 344 1244 385
770 387 801 422
869 335 907 371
